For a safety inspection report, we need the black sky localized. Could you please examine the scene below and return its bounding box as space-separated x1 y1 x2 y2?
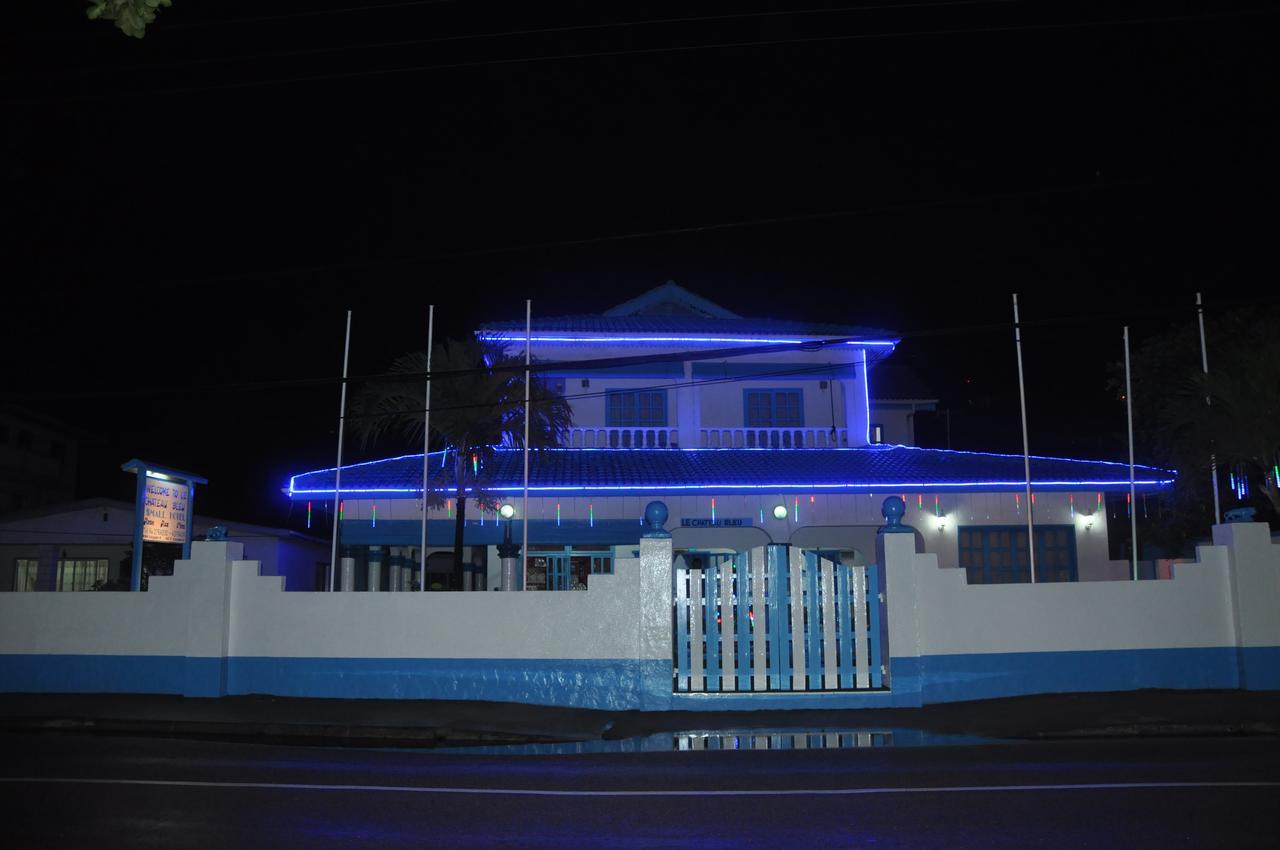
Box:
4 0 1277 527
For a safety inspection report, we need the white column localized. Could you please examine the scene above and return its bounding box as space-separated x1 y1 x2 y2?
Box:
387 547 400 592
1214 521 1280 689
339 555 356 592
367 546 383 592
676 360 700 448
841 356 870 447
638 533 675 706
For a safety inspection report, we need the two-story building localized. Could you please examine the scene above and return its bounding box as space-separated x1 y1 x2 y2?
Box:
286 282 1172 591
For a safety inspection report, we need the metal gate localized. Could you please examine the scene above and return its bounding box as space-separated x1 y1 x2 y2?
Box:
673 547 884 693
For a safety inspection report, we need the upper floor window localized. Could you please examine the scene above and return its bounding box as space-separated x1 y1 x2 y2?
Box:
744 389 803 428
606 390 668 427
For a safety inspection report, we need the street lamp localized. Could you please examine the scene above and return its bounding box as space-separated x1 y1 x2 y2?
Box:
772 504 789 520
497 504 519 590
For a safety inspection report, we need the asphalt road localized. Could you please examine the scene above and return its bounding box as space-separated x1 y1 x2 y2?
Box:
4 732 1278 848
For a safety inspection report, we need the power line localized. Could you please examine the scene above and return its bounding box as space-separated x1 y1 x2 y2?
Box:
38 1 1025 78
10 334 888 402
11 6 1272 102
166 179 1145 286
162 0 464 30
11 295 1279 405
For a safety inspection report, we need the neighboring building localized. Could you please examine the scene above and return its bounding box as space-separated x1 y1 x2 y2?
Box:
285 282 1173 590
866 362 938 446
0 498 329 592
0 405 84 516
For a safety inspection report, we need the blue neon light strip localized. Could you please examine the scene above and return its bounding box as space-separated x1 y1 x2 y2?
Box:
861 349 871 445
286 446 1174 497
476 333 899 346
290 479 1173 496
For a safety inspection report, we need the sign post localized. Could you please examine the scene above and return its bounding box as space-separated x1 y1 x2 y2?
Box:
121 459 208 592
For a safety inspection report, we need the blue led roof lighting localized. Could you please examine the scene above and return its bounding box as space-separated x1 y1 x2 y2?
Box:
475 333 898 347
284 447 1174 499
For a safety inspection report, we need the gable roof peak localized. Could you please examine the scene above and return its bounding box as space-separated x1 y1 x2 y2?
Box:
603 281 741 320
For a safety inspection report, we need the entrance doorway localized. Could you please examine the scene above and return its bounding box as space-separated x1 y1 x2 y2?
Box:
525 545 614 591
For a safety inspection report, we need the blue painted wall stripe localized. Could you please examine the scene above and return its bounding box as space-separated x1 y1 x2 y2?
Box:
2 645 1276 711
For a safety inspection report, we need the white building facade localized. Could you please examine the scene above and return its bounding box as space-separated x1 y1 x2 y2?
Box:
287 283 1172 591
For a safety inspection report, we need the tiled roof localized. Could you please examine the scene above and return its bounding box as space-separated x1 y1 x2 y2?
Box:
286 447 1173 497
478 314 895 339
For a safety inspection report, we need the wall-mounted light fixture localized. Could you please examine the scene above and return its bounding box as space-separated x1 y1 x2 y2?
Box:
772 504 789 520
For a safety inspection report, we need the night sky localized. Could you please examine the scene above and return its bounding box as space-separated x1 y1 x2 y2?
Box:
4 0 1276 528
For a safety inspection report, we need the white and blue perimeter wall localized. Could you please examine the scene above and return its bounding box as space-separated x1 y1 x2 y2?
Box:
0 513 1276 708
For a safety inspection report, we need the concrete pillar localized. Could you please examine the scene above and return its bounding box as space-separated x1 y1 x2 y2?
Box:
676 360 700 448
384 545 399 591
169 540 242 696
340 555 356 592
367 546 384 592
638 501 674 708
1213 521 1280 690
841 368 870 447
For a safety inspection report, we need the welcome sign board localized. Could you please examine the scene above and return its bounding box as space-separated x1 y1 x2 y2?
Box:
142 478 189 544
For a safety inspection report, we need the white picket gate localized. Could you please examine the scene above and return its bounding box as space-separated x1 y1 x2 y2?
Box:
673 547 885 693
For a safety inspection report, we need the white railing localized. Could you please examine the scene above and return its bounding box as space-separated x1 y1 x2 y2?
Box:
561 426 850 449
565 427 679 449
699 427 848 449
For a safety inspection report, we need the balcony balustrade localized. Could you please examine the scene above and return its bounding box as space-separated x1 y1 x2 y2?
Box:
559 426 850 449
565 427 679 449
699 427 849 449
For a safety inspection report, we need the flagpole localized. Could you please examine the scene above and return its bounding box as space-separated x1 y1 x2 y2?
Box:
420 304 434 592
1124 326 1138 581
1196 293 1221 525
1012 294 1036 583
521 299 532 592
329 310 352 592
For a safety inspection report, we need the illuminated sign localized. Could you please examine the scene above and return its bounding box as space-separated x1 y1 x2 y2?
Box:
142 479 189 544
681 517 751 528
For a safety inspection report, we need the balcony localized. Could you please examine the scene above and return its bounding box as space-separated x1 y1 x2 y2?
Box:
560 426 851 449
700 427 849 448
565 427 679 448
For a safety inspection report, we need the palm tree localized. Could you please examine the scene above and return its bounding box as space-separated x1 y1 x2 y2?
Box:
351 337 573 588
1120 305 1280 552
